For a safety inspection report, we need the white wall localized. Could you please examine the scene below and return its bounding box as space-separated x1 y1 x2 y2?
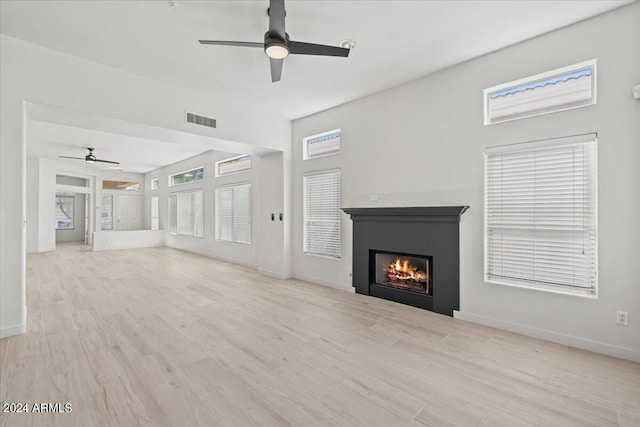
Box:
25 156 40 253
258 152 286 278
292 3 640 360
145 151 261 268
145 150 290 277
93 230 164 251
1 33 291 337
26 157 145 253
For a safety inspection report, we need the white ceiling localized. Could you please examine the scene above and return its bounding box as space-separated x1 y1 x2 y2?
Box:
25 102 278 173
1 0 633 121
27 119 214 173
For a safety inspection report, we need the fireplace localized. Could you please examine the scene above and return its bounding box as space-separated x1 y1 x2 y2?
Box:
371 250 432 295
343 206 468 316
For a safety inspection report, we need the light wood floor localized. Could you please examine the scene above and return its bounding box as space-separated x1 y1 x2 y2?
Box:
1 243 639 427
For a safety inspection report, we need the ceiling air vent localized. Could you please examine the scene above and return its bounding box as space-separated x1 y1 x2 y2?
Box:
186 112 216 129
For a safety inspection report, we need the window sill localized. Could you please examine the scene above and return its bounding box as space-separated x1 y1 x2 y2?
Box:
485 278 597 299
304 252 341 260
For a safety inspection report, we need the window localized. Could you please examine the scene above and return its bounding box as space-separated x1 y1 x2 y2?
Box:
485 134 597 296
216 155 252 177
103 180 141 191
168 194 177 234
168 190 204 237
169 167 204 187
151 196 159 231
55 196 74 230
484 60 596 125
303 170 341 258
215 183 252 244
303 129 341 160
151 178 159 191
101 195 114 230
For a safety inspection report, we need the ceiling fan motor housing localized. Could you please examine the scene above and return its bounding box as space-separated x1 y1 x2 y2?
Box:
85 148 96 163
264 32 290 59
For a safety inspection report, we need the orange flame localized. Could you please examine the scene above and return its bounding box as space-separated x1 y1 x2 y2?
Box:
386 257 427 283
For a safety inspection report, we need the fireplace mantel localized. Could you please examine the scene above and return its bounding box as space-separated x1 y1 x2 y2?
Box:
342 206 468 222
342 205 468 316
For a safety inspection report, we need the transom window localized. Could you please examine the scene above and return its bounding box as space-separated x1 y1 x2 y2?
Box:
169 167 204 187
216 155 252 177
303 129 341 160
484 60 596 125
484 134 597 296
103 180 141 191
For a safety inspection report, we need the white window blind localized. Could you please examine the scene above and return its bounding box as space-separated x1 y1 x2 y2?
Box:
303 170 341 258
170 190 204 237
101 195 114 230
193 191 204 238
304 129 341 160
168 194 177 234
215 183 252 244
177 192 193 235
215 187 233 242
484 60 596 125
151 196 159 231
485 134 597 296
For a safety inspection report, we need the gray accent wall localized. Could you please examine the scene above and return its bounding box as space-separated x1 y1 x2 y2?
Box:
292 3 640 360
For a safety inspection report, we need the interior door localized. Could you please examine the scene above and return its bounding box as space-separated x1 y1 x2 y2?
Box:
116 194 143 230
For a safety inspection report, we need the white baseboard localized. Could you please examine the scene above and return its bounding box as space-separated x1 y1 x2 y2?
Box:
454 310 640 363
0 322 26 339
258 268 291 280
293 274 355 293
170 247 258 270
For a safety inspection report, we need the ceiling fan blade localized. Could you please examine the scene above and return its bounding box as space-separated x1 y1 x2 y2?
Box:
289 41 350 57
268 0 286 40
270 58 283 82
58 156 85 160
199 40 263 48
94 159 120 165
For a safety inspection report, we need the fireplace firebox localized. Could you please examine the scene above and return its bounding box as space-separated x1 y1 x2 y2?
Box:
371 250 432 295
343 206 468 316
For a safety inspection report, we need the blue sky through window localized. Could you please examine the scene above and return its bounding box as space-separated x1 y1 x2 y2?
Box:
489 68 592 99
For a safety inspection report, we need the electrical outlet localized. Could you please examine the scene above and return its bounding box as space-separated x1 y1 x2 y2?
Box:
616 311 629 326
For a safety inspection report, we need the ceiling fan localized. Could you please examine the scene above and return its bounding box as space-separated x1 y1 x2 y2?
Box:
59 148 120 165
198 0 351 82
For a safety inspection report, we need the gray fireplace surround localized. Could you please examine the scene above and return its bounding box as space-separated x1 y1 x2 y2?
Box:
342 206 468 316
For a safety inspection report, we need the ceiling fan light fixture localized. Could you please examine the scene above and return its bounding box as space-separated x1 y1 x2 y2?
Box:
265 42 289 59
85 156 96 164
